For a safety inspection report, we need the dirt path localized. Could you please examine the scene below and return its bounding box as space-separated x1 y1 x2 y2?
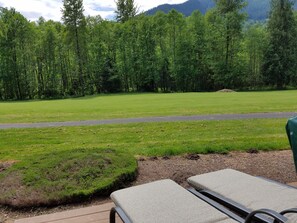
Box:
0 112 296 129
2 150 297 223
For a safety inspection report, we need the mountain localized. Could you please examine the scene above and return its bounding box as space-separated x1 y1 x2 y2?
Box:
146 0 297 21
146 0 215 16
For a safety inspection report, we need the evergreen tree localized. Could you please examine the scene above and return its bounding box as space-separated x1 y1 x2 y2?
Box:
262 0 296 89
115 0 138 23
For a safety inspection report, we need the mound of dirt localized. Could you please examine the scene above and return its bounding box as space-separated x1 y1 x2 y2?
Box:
0 161 18 173
217 89 236 92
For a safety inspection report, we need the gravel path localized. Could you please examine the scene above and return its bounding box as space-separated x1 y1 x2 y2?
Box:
0 112 296 129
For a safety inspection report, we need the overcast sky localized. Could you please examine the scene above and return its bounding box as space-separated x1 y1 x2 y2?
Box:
0 0 186 21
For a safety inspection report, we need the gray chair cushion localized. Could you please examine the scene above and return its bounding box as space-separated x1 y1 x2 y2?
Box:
111 179 237 223
286 214 297 223
188 169 297 215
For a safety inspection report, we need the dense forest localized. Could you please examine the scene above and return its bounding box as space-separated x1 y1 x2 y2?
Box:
0 0 296 100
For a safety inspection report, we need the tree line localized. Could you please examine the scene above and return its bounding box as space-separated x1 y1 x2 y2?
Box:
0 0 296 100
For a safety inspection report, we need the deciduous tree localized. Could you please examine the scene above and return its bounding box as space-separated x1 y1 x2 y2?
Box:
62 0 87 95
212 0 247 89
262 0 297 89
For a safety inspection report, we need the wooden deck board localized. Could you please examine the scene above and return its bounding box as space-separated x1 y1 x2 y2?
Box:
288 181 297 187
14 202 123 223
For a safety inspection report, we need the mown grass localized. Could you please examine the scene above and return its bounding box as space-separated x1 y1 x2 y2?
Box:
0 91 297 123
0 91 295 207
0 118 290 207
0 119 289 159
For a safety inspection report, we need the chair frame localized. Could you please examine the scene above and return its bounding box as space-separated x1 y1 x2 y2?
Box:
110 206 132 223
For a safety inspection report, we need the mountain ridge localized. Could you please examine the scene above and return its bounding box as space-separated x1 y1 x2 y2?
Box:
146 0 297 20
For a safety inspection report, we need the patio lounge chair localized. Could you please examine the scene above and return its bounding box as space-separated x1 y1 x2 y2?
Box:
188 169 297 223
286 116 297 172
110 179 289 223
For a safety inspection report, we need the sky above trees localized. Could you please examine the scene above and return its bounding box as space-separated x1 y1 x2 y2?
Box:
0 0 186 21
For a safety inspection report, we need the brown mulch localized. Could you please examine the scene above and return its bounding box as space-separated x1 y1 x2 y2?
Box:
1 150 297 223
135 150 297 187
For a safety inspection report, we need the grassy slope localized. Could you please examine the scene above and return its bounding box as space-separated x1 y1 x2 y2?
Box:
0 148 137 207
0 91 297 123
0 91 295 207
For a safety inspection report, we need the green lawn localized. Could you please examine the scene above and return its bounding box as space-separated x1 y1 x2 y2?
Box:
0 119 289 160
0 91 295 207
1 91 297 123
0 118 291 207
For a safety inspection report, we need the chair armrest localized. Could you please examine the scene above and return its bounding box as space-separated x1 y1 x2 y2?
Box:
245 208 288 223
281 208 297 215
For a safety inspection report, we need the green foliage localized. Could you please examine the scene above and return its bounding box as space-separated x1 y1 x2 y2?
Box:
153 12 171 92
167 9 185 90
62 0 85 28
263 0 297 89
0 8 35 100
211 0 247 89
62 0 88 95
186 11 210 91
242 23 268 87
0 1 297 100
115 0 138 23
135 15 158 91
34 19 62 98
